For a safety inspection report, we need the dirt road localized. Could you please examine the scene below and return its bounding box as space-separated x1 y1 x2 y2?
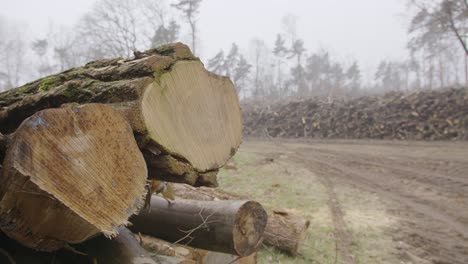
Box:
221 139 468 264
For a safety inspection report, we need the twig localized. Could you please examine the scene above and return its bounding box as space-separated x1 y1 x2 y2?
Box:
64 244 88 256
0 248 16 264
172 208 220 245
137 232 144 245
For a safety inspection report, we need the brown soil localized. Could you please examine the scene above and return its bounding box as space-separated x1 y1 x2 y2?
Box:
246 138 468 264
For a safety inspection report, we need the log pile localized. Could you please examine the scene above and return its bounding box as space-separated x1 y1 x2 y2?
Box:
243 88 468 140
0 43 275 263
172 184 310 256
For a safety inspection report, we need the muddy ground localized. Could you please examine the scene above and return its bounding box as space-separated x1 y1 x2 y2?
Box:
219 139 468 264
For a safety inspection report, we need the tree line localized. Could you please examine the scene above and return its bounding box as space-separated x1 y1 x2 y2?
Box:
0 0 466 102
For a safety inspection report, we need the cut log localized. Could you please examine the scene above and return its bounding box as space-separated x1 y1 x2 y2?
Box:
136 233 257 264
0 43 243 186
172 184 310 256
263 210 310 256
0 104 148 251
129 196 268 256
78 227 159 264
0 227 192 264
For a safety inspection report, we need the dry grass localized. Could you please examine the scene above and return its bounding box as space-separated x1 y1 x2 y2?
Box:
218 141 400 264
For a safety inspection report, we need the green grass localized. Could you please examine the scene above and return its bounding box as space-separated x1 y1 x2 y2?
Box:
218 145 400 264
218 151 337 264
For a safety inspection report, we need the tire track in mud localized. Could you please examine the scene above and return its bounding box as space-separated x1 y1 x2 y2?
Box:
289 150 357 263
287 144 468 264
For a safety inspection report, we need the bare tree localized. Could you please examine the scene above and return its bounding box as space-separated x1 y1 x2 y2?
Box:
78 0 168 58
0 17 28 91
408 0 468 85
273 34 288 97
151 20 181 48
172 0 203 55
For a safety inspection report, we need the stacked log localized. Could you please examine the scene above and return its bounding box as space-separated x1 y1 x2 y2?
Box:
0 42 243 187
0 104 148 251
0 43 270 263
0 227 192 264
172 184 310 256
129 196 267 257
243 88 468 140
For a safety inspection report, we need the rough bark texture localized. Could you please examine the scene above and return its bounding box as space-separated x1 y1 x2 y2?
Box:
137 231 257 264
0 104 148 251
129 196 267 256
144 150 219 187
0 227 192 264
0 42 243 186
263 210 310 256
0 132 7 167
172 184 310 256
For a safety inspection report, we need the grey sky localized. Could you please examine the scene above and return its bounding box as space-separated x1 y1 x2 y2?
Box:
0 0 410 81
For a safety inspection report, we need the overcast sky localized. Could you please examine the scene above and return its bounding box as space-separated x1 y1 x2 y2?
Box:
0 0 411 81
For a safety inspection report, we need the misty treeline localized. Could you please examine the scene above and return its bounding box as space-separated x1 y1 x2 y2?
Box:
0 0 201 91
0 0 466 102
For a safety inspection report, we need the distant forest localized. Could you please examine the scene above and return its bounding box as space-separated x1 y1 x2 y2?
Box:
0 0 466 102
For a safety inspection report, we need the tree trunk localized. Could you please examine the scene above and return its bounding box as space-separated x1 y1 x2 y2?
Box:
0 227 192 264
129 196 267 256
172 184 310 256
0 104 148 252
0 43 243 186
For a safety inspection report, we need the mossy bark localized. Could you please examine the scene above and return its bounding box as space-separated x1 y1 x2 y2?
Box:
0 43 195 134
0 43 243 186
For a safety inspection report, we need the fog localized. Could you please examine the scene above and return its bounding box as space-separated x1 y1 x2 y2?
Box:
1 0 408 69
0 0 466 99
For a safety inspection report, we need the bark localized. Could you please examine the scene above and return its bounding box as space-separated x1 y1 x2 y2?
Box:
0 104 148 251
129 196 268 256
137 233 257 264
0 42 243 185
172 184 310 256
0 227 191 264
143 150 219 187
0 132 7 166
263 210 310 256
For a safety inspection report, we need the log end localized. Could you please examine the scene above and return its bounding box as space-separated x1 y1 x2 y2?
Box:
0 104 148 251
141 60 243 172
233 201 268 256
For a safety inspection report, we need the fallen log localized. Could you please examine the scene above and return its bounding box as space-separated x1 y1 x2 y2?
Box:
129 196 268 256
0 227 192 264
0 104 148 251
172 184 310 256
0 43 243 186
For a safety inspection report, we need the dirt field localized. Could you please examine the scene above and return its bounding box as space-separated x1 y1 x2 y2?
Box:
218 139 468 264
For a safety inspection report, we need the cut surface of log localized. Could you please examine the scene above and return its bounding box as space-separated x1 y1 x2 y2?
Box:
172 184 310 256
0 43 243 183
140 60 242 171
0 104 147 251
129 196 267 256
